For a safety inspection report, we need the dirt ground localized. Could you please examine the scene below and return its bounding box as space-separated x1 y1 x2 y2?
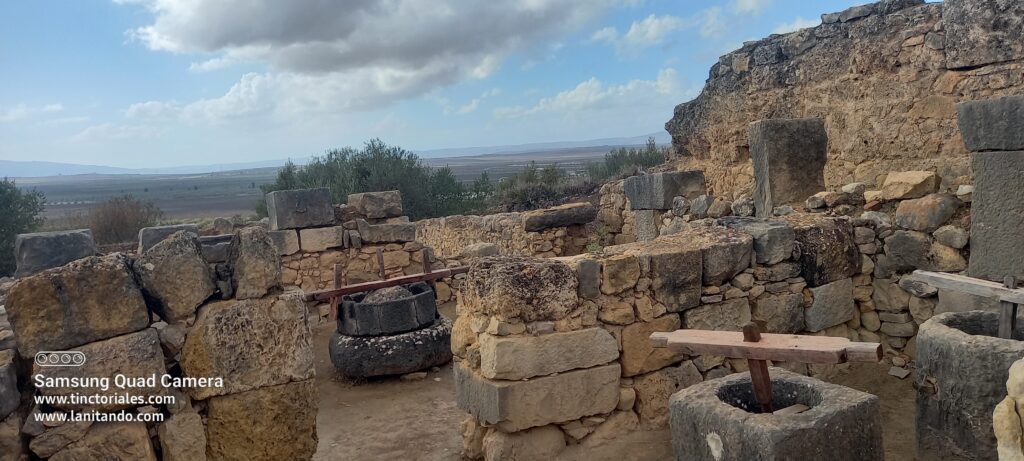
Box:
312 307 917 460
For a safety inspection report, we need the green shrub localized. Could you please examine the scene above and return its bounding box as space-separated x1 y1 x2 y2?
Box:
586 137 667 182
84 195 164 245
0 178 46 276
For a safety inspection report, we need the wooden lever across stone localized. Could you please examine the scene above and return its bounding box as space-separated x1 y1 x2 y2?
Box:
650 324 882 413
910 270 1023 339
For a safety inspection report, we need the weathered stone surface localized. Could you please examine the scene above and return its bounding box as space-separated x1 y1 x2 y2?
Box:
461 242 499 259
228 226 281 300
621 314 682 377
719 217 795 265
199 234 232 263
347 190 403 219
266 188 334 230
647 244 703 311
933 225 969 249
671 195 689 216
139 225 202 254
522 202 597 231
993 396 1024 461
633 361 702 428
732 196 755 217
573 258 601 299
873 279 911 312
690 195 714 219
460 257 579 322
134 231 215 322
455 361 620 432
894 194 960 232
623 171 707 210
0 351 16 420
684 298 751 331
632 209 659 242
670 368 882 461
268 229 300 256
30 421 92 458
958 95 1024 152
784 214 860 287
482 425 565 461
751 292 805 333
579 411 641 449
338 282 437 336
206 380 318 461
479 328 618 380
749 118 827 217
752 262 800 282
898 274 938 298
158 412 206 461
601 254 640 294
880 320 916 337
806 278 855 332
48 422 156 461
916 311 1024 459
181 294 313 399
13 229 96 278
688 226 753 286
944 0 1024 69
881 171 939 201
298 226 346 252
884 230 930 271
936 288 1001 316
969 151 1024 282
0 412 23 461
329 319 451 378
707 198 733 218
6 253 149 357
33 329 166 411
356 219 416 243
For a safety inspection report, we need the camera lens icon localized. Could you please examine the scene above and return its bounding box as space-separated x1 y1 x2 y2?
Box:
35 351 86 367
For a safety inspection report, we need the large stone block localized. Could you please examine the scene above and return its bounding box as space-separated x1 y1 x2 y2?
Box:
719 217 796 265
33 329 166 412
482 425 566 461
522 203 597 231
684 298 751 331
957 96 1024 152
228 226 281 300
621 314 682 377
454 361 620 432
0 351 16 421
158 412 206 461
138 224 199 253
268 229 299 256
479 328 619 380
969 151 1024 282
633 361 703 428
347 190 403 219
749 118 827 217
943 0 1024 69
48 422 156 461
783 214 860 287
356 219 416 243
198 234 232 263
646 244 703 312
266 188 335 230
181 294 313 400
206 380 318 461
881 171 939 201
460 257 579 322
13 229 96 278
623 171 707 210
689 227 753 286
298 226 346 252
805 277 855 332
894 194 960 232
329 319 452 378
632 209 660 242
751 292 805 334
133 231 215 322
0 412 23 461
6 253 150 357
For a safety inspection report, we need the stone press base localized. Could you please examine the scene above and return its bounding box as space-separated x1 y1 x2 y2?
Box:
669 368 882 461
329 318 452 379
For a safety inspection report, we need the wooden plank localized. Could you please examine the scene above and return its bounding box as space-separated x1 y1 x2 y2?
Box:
421 248 432 274
911 270 1024 304
743 323 773 413
302 266 469 302
1000 276 1018 339
649 330 881 364
773 404 810 416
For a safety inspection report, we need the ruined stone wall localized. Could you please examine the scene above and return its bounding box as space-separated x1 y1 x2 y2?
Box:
665 0 1024 197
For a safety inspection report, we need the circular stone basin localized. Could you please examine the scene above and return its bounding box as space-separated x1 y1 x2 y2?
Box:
715 378 823 414
916 310 1024 460
338 282 438 337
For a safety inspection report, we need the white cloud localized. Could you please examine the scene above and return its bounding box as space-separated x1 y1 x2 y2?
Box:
126 100 181 119
698 7 727 38
70 123 164 143
772 16 820 34
591 15 686 55
1 103 63 122
731 0 772 15
447 88 502 115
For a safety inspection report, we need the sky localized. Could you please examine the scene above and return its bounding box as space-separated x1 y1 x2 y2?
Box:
0 0 870 169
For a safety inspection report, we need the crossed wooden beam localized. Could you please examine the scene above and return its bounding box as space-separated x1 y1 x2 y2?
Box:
908 270 1023 339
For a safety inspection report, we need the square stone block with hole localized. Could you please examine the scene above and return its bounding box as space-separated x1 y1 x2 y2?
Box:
14 229 96 278
454 362 620 432
669 368 882 461
266 188 335 230
968 151 1024 282
623 171 707 210
749 118 827 217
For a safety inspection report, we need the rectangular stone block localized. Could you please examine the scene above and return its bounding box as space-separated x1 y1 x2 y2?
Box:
206 380 317 461
268 229 300 256
266 188 335 230
719 217 796 266
805 277 855 332
621 314 682 377
347 190 403 219
6 253 150 358
298 226 346 252
683 298 751 331
522 203 597 232
632 210 659 242
749 118 827 217
356 219 416 243
14 229 96 278
957 96 1024 152
479 328 619 380
783 214 860 287
199 234 232 263
454 362 620 432
138 224 198 253
969 151 1024 282
647 245 702 312
460 257 579 322
623 171 706 210
943 0 1024 69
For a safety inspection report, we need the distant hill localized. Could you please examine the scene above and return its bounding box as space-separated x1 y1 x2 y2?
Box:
2 132 671 178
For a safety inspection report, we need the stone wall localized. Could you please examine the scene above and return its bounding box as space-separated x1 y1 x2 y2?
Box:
665 0 1024 197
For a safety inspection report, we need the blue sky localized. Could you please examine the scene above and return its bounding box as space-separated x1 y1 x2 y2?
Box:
0 0 868 168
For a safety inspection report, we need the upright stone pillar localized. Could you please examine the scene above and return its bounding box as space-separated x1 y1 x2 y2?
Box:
749 118 828 218
957 96 1024 282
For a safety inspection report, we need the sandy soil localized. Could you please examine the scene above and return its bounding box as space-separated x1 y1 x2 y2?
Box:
312 310 917 461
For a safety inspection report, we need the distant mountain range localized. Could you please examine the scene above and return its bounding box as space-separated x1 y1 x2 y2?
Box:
0 132 670 178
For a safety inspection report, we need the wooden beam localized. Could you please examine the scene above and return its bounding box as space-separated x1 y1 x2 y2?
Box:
302 266 469 302
1000 276 1018 339
376 247 386 279
911 270 1024 304
649 330 882 364
743 323 773 413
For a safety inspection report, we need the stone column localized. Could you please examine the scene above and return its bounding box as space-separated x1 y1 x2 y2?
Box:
748 118 828 218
